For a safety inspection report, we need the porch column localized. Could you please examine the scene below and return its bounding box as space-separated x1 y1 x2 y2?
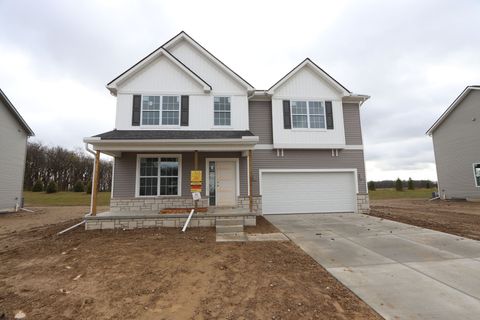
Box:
90 150 101 216
249 149 253 213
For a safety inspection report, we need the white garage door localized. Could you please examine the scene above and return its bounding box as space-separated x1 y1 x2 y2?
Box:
261 171 356 214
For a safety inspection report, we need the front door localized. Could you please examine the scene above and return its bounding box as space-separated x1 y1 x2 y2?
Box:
215 161 236 207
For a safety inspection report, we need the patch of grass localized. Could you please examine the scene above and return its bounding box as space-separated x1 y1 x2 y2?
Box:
23 191 110 207
369 188 436 200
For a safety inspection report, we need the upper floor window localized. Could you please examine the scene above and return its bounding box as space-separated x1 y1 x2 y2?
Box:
214 97 231 126
291 100 325 129
141 95 180 126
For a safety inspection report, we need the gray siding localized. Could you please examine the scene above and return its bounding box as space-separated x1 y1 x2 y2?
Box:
248 100 273 144
0 100 28 211
432 90 480 199
113 151 248 198
251 149 367 195
343 103 363 145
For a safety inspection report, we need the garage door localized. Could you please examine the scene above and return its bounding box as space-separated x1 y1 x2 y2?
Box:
261 171 356 214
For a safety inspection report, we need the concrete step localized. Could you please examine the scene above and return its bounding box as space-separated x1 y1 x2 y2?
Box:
216 232 247 242
216 218 244 226
216 225 244 233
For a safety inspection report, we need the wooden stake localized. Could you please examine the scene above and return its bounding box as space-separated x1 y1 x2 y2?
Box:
91 150 100 216
249 149 253 213
194 150 198 170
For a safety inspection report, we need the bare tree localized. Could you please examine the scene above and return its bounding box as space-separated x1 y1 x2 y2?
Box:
24 142 112 192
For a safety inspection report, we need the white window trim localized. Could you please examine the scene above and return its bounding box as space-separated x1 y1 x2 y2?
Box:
204 158 240 205
135 154 183 197
140 94 181 128
213 96 232 127
473 163 480 188
290 100 327 130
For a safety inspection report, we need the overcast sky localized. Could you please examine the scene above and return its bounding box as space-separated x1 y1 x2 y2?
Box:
1 0 479 181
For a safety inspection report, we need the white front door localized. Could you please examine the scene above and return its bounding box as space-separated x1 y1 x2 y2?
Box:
215 161 236 207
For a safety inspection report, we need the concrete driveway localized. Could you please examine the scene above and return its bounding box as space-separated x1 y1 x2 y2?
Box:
266 213 480 320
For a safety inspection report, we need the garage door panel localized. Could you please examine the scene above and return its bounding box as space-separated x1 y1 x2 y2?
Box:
261 172 356 214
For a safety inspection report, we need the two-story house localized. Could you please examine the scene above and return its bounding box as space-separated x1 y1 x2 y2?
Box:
84 31 369 229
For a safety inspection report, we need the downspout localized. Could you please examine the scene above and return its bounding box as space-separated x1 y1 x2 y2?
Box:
85 143 96 214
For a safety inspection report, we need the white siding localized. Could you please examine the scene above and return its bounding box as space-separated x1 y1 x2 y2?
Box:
271 98 346 148
273 65 342 99
116 94 249 130
168 38 246 95
0 100 28 211
271 65 346 148
113 42 250 131
117 55 205 94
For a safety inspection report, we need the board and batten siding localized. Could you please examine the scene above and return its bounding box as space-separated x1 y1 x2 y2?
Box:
251 149 367 196
343 103 363 145
113 152 248 198
0 100 28 211
432 90 480 199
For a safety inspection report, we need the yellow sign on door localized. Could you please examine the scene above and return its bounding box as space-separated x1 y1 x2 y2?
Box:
191 170 202 183
191 170 202 193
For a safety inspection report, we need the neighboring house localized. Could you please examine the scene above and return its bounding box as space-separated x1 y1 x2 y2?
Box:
0 89 34 212
84 31 369 222
427 86 480 200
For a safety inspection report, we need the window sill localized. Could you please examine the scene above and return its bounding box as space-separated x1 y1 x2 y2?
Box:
291 128 328 132
135 195 182 198
211 126 233 129
139 125 181 129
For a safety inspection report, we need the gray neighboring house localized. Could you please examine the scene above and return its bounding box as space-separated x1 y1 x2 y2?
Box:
427 86 480 200
0 89 34 212
84 31 369 228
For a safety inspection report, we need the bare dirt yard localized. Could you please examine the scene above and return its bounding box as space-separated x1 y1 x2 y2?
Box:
370 198 480 241
0 208 380 320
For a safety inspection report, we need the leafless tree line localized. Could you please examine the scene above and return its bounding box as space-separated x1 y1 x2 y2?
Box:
24 142 112 192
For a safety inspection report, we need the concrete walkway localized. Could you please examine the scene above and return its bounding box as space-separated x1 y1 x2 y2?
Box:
267 213 480 320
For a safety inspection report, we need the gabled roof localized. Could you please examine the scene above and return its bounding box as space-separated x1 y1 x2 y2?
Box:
426 85 480 135
106 47 212 95
0 88 34 136
107 31 254 95
163 31 254 91
267 58 351 95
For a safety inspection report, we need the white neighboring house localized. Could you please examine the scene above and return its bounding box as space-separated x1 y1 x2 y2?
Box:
0 89 34 212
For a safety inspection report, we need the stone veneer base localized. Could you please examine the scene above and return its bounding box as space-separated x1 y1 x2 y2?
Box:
85 213 256 230
356 193 370 214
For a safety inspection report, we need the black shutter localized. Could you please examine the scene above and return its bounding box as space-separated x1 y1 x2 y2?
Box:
132 95 141 126
180 95 189 126
283 100 291 129
325 101 334 129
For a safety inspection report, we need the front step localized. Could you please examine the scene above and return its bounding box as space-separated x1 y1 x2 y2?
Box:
216 217 244 226
215 217 246 242
216 225 244 233
216 232 247 242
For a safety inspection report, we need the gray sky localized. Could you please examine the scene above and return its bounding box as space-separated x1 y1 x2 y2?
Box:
1 0 479 181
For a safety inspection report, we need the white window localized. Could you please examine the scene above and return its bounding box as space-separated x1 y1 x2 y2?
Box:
474 163 480 187
214 97 231 126
138 156 181 196
141 95 180 126
291 100 326 129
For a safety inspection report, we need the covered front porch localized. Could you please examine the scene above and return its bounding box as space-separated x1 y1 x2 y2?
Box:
83 130 260 229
